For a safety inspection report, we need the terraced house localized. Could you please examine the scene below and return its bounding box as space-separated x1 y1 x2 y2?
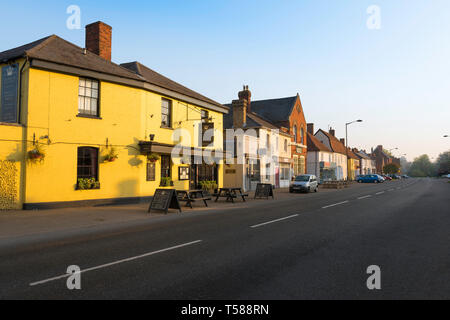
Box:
0 21 228 210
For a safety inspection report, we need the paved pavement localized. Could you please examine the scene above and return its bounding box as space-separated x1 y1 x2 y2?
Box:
0 178 448 299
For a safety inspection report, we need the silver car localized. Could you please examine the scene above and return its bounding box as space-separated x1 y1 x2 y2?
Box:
289 174 319 193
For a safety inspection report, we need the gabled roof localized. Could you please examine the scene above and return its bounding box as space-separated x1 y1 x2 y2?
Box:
354 150 372 160
249 96 298 123
346 148 359 160
0 35 142 80
307 132 331 152
0 35 226 111
316 129 347 155
223 107 290 136
121 61 223 108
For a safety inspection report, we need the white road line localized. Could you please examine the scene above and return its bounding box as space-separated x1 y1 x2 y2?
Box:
357 195 372 200
250 214 299 228
396 187 401 190
388 189 394 191
322 201 349 209
29 240 202 287
375 191 385 195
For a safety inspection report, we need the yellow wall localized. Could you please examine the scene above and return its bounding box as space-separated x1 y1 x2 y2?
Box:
1 65 224 207
0 59 28 208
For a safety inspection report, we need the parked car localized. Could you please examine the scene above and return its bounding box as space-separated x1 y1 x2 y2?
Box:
356 174 385 183
382 175 392 181
289 174 319 193
402 175 410 179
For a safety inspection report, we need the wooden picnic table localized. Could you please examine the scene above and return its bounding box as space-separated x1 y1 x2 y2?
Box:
214 187 249 203
176 189 211 208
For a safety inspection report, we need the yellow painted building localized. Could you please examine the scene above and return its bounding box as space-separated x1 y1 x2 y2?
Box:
346 149 360 181
0 22 228 210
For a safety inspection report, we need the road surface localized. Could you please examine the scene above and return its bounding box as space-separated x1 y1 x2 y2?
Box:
0 178 448 299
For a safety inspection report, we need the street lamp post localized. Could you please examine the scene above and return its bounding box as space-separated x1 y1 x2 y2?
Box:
345 119 363 151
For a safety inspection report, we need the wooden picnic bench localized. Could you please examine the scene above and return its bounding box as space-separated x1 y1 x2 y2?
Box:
176 189 211 208
214 187 248 203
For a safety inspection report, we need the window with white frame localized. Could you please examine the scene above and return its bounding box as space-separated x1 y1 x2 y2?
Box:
161 98 172 127
78 78 99 116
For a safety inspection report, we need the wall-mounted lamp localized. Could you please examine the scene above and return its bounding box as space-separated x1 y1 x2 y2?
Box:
149 134 155 141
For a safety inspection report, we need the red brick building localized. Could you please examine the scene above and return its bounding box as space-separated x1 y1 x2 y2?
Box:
371 145 401 173
243 92 308 176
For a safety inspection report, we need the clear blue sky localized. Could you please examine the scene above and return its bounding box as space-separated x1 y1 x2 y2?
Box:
2 0 449 160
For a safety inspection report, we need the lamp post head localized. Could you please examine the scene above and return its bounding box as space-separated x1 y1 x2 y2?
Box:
357 119 363 122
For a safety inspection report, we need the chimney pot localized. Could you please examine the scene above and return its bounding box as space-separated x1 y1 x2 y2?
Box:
238 85 251 113
329 128 335 137
340 138 346 145
85 21 112 61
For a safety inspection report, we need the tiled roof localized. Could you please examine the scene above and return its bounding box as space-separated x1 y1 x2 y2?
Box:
0 35 143 80
307 132 331 152
223 106 289 133
317 129 347 155
354 150 372 160
346 148 359 160
0 35 224 109
249 96 297 123
121 62 223 108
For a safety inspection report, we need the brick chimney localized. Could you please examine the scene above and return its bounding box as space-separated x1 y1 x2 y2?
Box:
340 138 346 145
232 99 247 128
307 123 314 135
238 85 251 113
85 21 112 61
329 127 335 137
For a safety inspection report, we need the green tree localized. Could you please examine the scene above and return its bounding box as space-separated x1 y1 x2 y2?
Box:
408 155 436 177
436 150 450 175
383 163 400 174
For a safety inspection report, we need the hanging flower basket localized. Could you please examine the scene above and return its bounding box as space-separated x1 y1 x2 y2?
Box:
27 146 45 163
147 153 159 163
103 147 119 163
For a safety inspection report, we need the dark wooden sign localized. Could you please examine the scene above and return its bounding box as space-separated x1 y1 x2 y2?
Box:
1 64 19 123
254 183 274 200
148 189 182 214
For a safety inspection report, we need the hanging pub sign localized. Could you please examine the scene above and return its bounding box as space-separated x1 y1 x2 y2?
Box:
138 141 153 154
254 183 274 200
1 64 19 123
148 189 182 214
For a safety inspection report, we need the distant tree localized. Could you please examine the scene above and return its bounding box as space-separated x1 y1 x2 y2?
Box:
400 156 411 173
383 163 400 174
436 150 450 175
408 154 436 177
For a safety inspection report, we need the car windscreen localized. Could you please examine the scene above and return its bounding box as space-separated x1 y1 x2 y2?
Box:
295 176 310 182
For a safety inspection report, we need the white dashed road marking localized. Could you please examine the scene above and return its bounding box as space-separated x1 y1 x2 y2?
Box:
29 240 203 287
250 214 299 228
322 201 349 209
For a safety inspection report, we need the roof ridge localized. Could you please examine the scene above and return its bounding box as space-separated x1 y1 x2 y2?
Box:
251 96 297 104
25 34 58 55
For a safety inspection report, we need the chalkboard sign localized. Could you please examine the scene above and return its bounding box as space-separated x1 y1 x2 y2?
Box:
1 64 19 123
148 189 182 214
254 183 274 200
